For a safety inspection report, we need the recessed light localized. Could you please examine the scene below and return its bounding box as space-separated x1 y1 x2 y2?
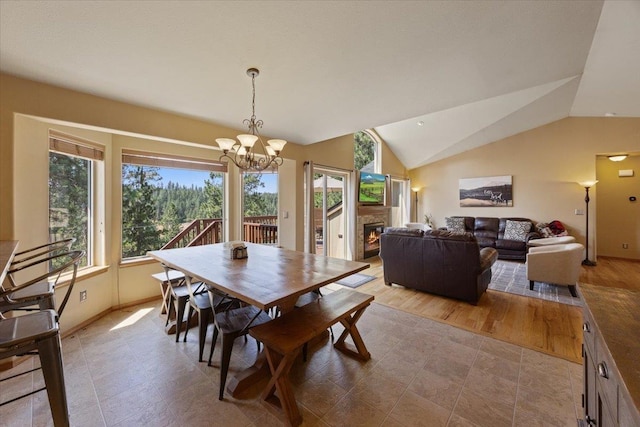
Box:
605 112 617 117
417 121 424 126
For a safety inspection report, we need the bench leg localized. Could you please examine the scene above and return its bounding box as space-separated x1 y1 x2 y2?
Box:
333 306 371 361
261 347 302 427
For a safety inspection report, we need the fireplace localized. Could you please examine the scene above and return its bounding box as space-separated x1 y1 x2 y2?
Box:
363 222 384 258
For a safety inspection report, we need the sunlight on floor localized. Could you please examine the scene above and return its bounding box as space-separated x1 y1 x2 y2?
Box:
109 307 153 331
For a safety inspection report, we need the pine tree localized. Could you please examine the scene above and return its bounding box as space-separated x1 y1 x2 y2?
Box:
122 165 162 257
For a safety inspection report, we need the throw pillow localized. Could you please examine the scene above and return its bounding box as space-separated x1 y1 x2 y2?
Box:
536 222 554 238
504 220 532 242
445 217 466 233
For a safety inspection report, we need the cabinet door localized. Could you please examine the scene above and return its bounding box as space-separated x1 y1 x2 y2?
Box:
598 393 616 427
619 393 640 427
584 345 597 423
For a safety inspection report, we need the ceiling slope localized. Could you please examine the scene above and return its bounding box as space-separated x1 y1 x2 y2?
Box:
1 1 637 170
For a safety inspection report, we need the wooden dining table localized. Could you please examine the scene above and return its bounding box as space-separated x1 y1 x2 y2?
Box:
147 242 370 395
0 241 19 285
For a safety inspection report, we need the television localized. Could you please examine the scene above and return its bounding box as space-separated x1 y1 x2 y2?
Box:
358 172 387 205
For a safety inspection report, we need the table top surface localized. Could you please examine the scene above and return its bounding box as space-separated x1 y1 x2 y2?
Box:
0 241 19 286
148 243 370 310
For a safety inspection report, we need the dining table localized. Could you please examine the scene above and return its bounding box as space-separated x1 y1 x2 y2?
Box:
0 241 19 286
147 242 370 395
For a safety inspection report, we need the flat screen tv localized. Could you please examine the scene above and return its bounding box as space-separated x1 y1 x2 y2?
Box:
358 172 386 205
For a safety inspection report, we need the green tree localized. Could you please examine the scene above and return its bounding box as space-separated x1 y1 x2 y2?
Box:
243 173 269 217
354 131 375 171
122 165 162 257
161 202 181 240
197 172 224 219
49 152 89 267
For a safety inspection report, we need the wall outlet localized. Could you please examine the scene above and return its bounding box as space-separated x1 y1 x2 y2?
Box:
80 290 87 302
622 243 629 249
575 209 584 215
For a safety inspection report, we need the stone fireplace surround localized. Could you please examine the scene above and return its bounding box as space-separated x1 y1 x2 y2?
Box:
357 205 390 260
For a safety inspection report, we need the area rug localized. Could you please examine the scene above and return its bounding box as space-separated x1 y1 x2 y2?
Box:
489 260 582 306
335 273 377 288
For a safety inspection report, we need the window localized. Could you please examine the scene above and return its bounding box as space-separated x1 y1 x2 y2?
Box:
242 171 278 244
390 178 410 227
121 150 227 259
49 133 104 268
354 130 379 172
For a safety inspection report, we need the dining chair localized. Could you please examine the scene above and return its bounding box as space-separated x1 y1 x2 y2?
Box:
182 275 240 362
1 249 84 318
0 309 69 427
155 266 191 342
206 288 272 400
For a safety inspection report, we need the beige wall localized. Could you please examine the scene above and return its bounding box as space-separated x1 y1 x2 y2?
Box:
596 154 640 258
409 117 640 261
0 73 408 332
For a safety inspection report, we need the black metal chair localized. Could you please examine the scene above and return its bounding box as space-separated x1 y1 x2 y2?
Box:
0 309 69 427
206 288 272 400
182 275 240 362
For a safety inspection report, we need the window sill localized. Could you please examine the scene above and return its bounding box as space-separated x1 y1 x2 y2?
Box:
119 257 158 268
56 265 110 287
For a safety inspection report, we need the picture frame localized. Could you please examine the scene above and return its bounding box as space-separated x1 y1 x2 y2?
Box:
459 175 513 207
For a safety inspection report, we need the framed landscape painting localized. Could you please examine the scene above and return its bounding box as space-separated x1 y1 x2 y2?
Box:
459 175 513 207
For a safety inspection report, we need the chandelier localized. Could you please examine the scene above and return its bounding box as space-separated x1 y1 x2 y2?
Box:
215 68 286 171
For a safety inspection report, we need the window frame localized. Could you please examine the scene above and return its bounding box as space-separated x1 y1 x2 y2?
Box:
120 149 228 260
48 131 105 269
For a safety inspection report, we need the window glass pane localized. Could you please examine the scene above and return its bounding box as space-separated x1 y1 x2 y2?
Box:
243 172 278 244
121 165 224 258
354 131 376 171
49 152 91 267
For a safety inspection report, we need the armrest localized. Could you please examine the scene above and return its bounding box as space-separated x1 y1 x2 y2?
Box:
3 250 84 296
479 247 498 271
525 231 541 242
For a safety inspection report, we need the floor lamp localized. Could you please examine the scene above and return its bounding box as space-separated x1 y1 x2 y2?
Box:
579 180 598 266
411 187 420 222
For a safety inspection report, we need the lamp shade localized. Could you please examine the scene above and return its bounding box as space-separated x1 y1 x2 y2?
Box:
267 139 287 152
578 180 598 188
216 138 237 151
237 134 258 148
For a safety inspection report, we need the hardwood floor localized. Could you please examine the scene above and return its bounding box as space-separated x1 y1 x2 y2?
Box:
352 256 639 364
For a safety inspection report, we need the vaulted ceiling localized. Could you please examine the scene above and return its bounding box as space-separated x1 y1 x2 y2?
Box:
1 1 638 169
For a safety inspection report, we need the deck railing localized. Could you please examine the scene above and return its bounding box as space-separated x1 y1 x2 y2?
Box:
161 216 278 249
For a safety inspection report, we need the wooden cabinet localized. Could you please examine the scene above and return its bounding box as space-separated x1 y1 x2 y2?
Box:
581 284 640 427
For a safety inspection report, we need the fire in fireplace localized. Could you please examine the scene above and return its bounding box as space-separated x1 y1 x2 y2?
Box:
363 222 384 258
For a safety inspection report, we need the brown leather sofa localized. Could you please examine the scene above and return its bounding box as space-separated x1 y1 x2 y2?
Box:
379 228 498 304
446 216 540 260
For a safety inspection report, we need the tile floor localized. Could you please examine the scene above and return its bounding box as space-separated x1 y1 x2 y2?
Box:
1 295 583 426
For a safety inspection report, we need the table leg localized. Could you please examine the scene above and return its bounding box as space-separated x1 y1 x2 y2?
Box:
333 306 371 361
260 347 302 427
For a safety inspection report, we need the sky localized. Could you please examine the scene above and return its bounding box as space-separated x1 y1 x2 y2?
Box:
157 167 278 193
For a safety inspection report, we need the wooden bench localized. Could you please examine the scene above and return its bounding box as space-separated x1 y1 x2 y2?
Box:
249 288 374 426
